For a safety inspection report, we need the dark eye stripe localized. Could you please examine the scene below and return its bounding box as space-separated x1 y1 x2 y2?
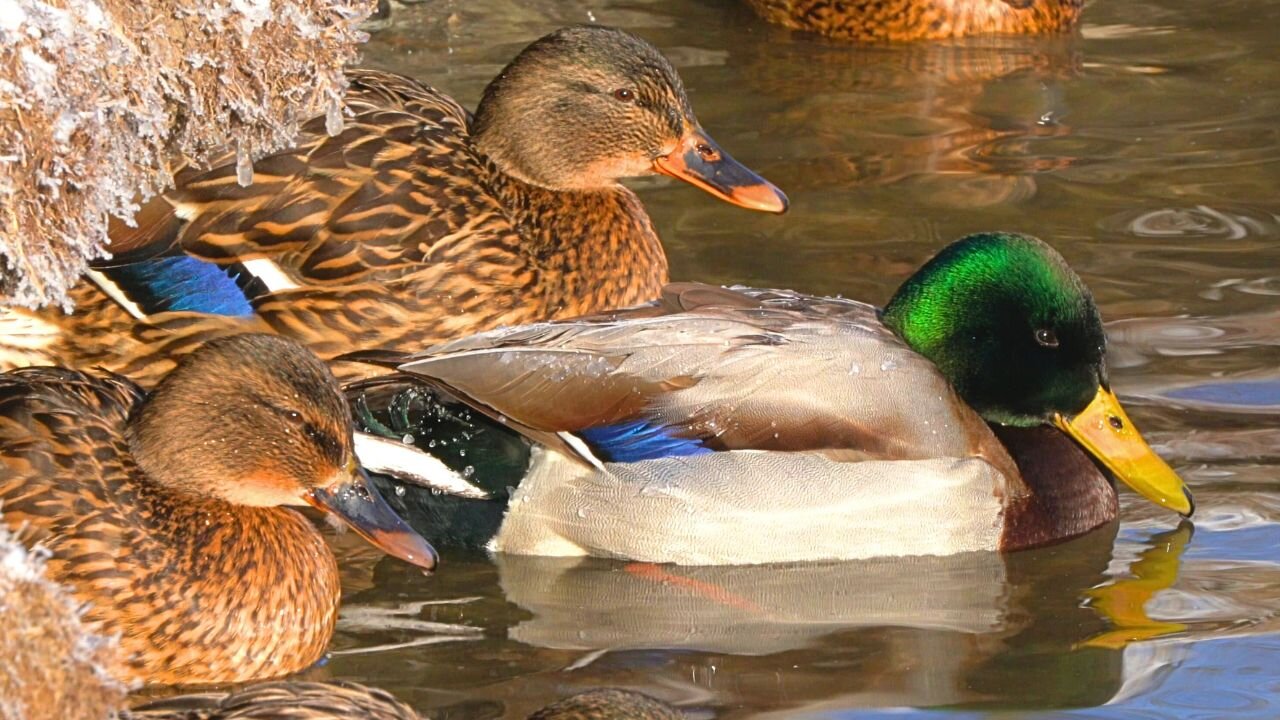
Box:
302 422 345 464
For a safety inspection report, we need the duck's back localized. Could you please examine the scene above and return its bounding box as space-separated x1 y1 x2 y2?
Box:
0 369 340 683
110 69 505 287
744 0 1083 41
400 284 1010 465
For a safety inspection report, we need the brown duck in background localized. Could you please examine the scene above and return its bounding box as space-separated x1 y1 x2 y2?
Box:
0 334 437 686
743 0 1083 42
0 25 786 388
128 682 684 720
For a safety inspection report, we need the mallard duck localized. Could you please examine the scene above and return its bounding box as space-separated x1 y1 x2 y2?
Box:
128 683 683 720
349 232 1193 564
0 334 437 686
0 25 786 388
743 0 1083 42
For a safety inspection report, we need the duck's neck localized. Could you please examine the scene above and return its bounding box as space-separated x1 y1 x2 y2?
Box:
994 424 1118 552
477 155 669 317
106 482 341 684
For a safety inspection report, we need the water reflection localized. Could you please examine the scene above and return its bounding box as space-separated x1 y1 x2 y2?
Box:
321 523 1198 717
730 34 1083 207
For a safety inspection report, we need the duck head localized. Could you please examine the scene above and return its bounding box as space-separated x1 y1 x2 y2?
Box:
128 334 438 570
471 25 788 213
882 232 1194 517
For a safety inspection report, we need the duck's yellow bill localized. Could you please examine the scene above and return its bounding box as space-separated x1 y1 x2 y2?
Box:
1053 387 1194 517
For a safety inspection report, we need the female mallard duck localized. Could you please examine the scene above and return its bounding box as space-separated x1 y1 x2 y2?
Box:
0 334 437 686
743 0 1083 42
350 232 1193 564
0 26 786 388
128 683 683 720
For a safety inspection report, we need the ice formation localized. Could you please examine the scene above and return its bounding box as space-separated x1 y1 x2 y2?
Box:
0 0 375 309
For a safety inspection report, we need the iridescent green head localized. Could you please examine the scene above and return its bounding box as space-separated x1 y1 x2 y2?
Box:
881 232 1106 427
882 232 1193 517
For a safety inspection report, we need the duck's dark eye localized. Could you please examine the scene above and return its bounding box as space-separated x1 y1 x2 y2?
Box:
284 409 305 424
1034 328 1059 348
612 88 635 102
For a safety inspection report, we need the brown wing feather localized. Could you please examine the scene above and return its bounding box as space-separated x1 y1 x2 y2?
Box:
390 284 1007 468
0 368 146 550
101 69 517 286
127 681 421 720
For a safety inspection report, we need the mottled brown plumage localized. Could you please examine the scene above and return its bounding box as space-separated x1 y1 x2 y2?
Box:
0 334 435 686
127 683 683 720
127 681 419 719
0 26 784 388
527 689 685 720
744 0 1083 42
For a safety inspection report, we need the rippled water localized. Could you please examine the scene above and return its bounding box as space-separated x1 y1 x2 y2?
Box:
253 1 1280 716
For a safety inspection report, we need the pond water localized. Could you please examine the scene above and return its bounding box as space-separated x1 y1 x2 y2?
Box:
256 0 1280 717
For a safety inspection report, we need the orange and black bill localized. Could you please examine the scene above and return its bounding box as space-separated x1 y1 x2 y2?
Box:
653 127 788 214
308 466 439 570
1054 387 1194 517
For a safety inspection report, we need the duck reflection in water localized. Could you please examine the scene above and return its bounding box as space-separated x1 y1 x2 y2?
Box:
714 4 1084 212
338 522 1192 716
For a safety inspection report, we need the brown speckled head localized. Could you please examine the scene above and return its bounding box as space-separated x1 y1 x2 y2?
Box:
127 333 352 507
472 26 694 190
471 25 787 213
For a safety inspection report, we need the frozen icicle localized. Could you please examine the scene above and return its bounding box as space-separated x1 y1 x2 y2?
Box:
325 95 344 136
235 145 253 187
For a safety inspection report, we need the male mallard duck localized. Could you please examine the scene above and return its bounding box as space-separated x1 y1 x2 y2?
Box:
128 683 683 720
0 26 786 388
743 0 1083 42
350 232 1193 564
0 334 437 685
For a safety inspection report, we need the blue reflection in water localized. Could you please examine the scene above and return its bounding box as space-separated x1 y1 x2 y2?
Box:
1164 379 1280 410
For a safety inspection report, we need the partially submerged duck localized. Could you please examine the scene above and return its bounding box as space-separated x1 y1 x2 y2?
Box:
0 334 436 685
743 0 1083 42
128 683 683 720
0 26 786 387
351 232 1193 564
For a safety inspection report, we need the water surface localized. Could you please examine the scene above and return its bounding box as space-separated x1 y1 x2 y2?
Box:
291 1 1280 716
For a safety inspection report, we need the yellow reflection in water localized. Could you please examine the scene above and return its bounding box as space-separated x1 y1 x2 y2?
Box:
1081 522 1193 650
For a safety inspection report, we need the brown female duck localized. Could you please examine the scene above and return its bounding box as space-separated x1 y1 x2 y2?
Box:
0 334 436 686
128 683 684 720
0 26 786 387
743 0 1083 42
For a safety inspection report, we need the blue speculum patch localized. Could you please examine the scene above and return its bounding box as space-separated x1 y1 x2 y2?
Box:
577 420 714 463
109 256 256 317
